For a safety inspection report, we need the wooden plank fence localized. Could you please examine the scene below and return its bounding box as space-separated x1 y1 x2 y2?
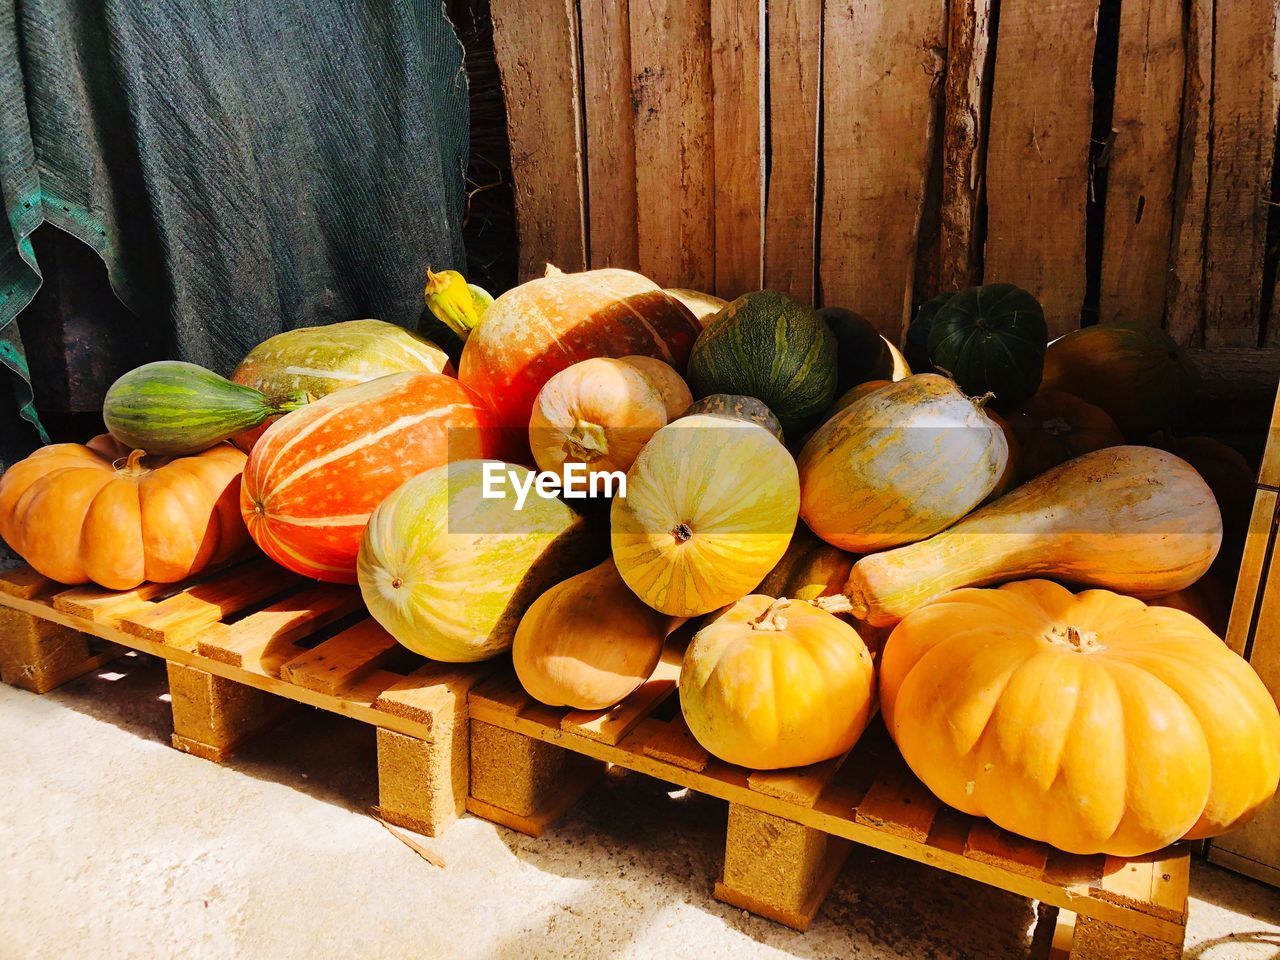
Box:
487 0 1280 371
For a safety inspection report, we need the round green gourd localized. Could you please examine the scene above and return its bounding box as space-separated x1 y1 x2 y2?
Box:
1040 321 1197 438
687 290 837 436
927 284 1048 407
104 361 307 455
904 290 956 372
682 394 785 442
817 306 890 392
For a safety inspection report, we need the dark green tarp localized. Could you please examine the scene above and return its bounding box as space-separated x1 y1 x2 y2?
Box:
1 0 471 439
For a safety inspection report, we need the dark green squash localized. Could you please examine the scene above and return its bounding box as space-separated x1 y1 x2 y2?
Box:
1041 321 1197 437
905 290 956 372
927 284 1048 407
104 361 308 455
817 306 890 392
682 394 785 443
687 290 838 435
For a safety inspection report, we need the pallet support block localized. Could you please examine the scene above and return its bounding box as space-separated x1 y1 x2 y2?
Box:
376 722 469 838
466 720 603 836
715 803 851 931
1068 913 1183 960
166 662 293 762
0 605 117 694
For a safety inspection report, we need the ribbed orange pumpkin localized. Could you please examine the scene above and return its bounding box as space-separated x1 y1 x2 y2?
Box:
680 595 876 769
0 436 248 589
880 580 1280 856
241 372 503 582
460 267 699 430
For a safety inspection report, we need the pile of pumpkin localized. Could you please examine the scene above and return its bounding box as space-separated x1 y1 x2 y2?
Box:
1 265 1277 860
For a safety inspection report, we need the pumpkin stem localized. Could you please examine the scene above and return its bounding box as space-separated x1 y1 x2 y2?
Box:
751 597 792 631
1048 624 1104 652
971 391 997 409
1042 416 1071 437
116 449 150 476
273 391 312 414
813 594 854 615
671 522 693 544
565 419 609 462
544 264 564 277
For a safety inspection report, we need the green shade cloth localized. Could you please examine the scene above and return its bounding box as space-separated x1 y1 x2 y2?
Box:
1 0 471 439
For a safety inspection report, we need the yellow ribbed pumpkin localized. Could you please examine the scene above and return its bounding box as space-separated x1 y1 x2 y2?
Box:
798 374 1007 552
846 445 1223 626
680 595 876 769
357 460 596 662
880 580 1280 855
513 559 672 710
611 415 799 617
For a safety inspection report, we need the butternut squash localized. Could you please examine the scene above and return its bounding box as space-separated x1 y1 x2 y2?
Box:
514 559 672 710
846 446 1222 626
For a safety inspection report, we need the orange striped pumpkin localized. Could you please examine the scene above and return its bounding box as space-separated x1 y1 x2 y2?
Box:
241 372 503 582
460 266 699 431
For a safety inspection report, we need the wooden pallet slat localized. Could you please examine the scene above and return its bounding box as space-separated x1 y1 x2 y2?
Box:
560 656 679 744
639 713 710 771
852 756 941 843
116 559 301 648
53 581 171 622
0 563 485 839
747 750 849 807
279 618 400 695
197 585 363 676
964 820 1049 878
984 0 1096 336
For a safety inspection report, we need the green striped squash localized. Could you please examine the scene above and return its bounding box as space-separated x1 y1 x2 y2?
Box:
104 361 306 455
687 291 838 436
682 394 785 442
927 284 1048 407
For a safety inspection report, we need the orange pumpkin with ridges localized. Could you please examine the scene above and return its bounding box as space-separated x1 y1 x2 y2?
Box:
0 436 248 589
880 580 1280 856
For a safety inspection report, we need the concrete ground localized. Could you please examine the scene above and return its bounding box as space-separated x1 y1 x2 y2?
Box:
2 653 1278 960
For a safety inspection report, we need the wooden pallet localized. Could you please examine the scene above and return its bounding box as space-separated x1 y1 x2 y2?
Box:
465 651 1189 957
1210 383 1280 886
0 558 492 837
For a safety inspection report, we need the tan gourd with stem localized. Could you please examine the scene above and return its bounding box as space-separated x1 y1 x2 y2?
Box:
529 357 669 478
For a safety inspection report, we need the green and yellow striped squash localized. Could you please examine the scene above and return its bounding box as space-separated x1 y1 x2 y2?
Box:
687 290 838 436
232 318 453 449
798 374 1008 553
103 361 306 456
357 460 597 662
611 414 799 617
